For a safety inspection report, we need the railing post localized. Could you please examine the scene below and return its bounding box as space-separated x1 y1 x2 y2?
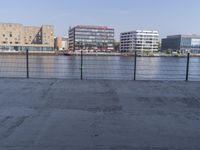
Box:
26 49 29 79
186 52 190 82
134 51 137 81
80 51 83 80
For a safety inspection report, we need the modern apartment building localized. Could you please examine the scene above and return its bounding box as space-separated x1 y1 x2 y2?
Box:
68 25 114 52
120 30 159 53
162 35 200 54
0 23 54 52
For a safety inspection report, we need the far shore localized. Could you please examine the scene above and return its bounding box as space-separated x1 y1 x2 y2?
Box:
0 51 199 57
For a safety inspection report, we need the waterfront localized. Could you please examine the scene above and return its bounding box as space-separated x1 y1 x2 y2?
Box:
0 55 199 81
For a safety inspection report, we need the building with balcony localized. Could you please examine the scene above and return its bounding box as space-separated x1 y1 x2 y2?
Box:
68 25 114 52
120 30 159 53
162 35 200 54
0 23 54 52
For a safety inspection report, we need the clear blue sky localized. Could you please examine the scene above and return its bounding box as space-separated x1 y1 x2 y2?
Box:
0 0 199 40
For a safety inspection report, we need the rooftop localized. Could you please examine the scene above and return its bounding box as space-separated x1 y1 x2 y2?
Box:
74 25 114 30
166 34 200 39
0 22 53 28
121 30 159 34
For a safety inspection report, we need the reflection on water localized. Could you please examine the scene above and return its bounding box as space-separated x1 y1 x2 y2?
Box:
0 55 199 81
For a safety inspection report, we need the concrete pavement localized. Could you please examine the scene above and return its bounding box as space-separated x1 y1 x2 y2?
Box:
0 79 199 150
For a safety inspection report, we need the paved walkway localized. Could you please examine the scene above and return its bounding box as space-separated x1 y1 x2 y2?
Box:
0 79 199 150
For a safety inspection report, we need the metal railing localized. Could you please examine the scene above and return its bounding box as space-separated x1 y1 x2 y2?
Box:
0 50 199 81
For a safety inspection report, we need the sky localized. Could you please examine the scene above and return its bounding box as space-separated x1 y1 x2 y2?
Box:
0 0 200 41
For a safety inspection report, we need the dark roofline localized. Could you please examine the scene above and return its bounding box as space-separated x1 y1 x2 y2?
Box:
166 34 200 39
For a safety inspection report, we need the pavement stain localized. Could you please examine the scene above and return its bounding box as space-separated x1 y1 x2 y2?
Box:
0 116 28 140
101 81 120 102
86 105 123 113
181 97 200 108
41 81 57 99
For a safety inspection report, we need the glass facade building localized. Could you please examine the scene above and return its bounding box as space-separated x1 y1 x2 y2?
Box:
69 25 114 52
162 35 200 54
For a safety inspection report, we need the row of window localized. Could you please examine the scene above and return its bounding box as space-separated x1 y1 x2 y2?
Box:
121 48 158 50
1 32 52 38
121 38 158 40
121 32 158 36
75 32 114 37
121 41 158 44
75 39 114 43
121 44 159 47
121 36 158 39
2 34 51 39
75 28 114 33
2 41 20 44
75 36 114 40
75 42 113 45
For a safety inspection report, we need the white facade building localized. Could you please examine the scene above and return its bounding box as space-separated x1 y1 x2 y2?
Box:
120 30 159 53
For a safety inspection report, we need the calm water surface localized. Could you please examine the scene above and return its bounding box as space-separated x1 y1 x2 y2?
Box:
0 55 199 81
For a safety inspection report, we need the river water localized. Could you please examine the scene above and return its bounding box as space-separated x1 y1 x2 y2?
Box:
0 55 199 81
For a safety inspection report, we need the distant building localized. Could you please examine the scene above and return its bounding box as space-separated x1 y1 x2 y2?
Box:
162 35 200 54
120 30 159 53
68 25 114 52
61 37 69 51
54 37 62 51
0 23 54 52
54 36 69 51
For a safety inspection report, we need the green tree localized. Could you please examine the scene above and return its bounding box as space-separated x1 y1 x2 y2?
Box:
113 41 120 52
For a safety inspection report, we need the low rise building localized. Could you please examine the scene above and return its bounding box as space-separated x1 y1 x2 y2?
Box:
120 30 159 53
162 35 200 54
55 37 69 51
0 23 54 52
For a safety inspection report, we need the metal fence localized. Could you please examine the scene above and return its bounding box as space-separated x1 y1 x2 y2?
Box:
0 50 199 81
